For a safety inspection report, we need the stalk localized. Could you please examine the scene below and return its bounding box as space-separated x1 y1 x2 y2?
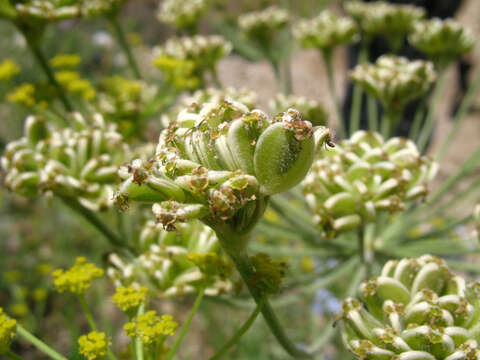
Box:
135 304 145 360
19 28 73 112
16 324 68 360
210 296 266 360
6 351 24 360
436 69 480 161
165 288 205 360
349 43 368 136
322 51 345 138
380 108 401 139
416 70 448 153
59 197 132 253
367 96 378 132
109 15 142 79
408 97 426 141
217 231 311 358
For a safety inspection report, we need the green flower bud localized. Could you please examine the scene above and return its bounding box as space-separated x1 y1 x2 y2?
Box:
157 0 208 31
409 18 475 68
107 219 232 297
117 100 330 242
350 55 436 112
2 113 129 211
303 131 437 239
345 1 425 51
339 255 480 360
294 10 358 52
269 93 327 126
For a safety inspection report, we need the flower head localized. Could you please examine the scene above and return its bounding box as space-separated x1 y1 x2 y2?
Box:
410 18 475 68
78 331 109 360
157 0 208 31
112 285 148 313
7 83 36 107
124 311 178 344
339 255 480 359
294 11 358 52
0 59 20 81
0 308 16 354
108 220 232 297
115 100 330 239
52 257 104 294
349 55 436 111
345 1 425 50
303 131 437 239
269 94 327 126
238 6 289 44
2 113 129 211
50 53 82 68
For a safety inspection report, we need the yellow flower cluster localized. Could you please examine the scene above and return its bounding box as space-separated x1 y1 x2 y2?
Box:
153 56 199 90
0 308 16 354
112 285 148 313
0 59 20 81
124 311 178 344
52 257 104 294
78 331 109 360
7 83 35 107
50 53 82 68
55 70 96 100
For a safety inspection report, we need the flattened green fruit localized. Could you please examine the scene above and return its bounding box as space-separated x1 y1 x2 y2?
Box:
254 122 315 195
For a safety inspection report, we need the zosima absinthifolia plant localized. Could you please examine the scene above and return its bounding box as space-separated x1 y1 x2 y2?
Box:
115 99 331 357
339 255 480 360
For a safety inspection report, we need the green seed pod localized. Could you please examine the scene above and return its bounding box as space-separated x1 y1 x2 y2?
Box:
339 255 480 360
254 109 317 195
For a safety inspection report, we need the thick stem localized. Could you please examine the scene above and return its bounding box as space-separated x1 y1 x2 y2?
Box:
59 197 132 254
20 30 73 112
367 96 378 132
135 303 145 360
109 16 142 80
165 288 205 360
16 324 68 360
210 295 266 360
349 43 368 135
217 232 311 358
380 108 401 139
322 51 344 138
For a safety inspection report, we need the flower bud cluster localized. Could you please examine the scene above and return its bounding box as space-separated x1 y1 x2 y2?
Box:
78 331 109 360
124 311 178 344
345 1 425 49
0 308 16 354
52 257 104 294
410 18 475 68
339 255 480 360
350 55 436 111
303 131 437 238
153 35 231 89
0 59 20 81
157 0 208 30
294 10 358 52
1 113 129 211
112 285 148 313
269 93 327 126
108 220 232 297
238 6 289 44
115 100 329 232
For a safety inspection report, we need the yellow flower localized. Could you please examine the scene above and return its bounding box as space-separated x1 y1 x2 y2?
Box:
50 54 82 68
124 311 178 344
300 257 315 273
9 303 28 318
0 59 20 81
37 263 53 276
78 331 109 360
7 83 35 107
0 308 16 354
112 286 148 313
52 257 104 294
32 288 48 302
55 70 80 85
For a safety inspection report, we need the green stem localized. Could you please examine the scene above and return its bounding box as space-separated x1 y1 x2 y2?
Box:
350 43 368 136
165 288 205 360
79 294 98 331
380 109 400 138
135 303 145 360
408 97 427 141
20 29 73 112
282 57 293 95
322 51 344 138
16 324 68 360
436 69 480 161
109 16 142 79
6 351 24 360
417 69 448 153
59 197 132 253
210 295 266 360
367 96 378 132
217 232 311 358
